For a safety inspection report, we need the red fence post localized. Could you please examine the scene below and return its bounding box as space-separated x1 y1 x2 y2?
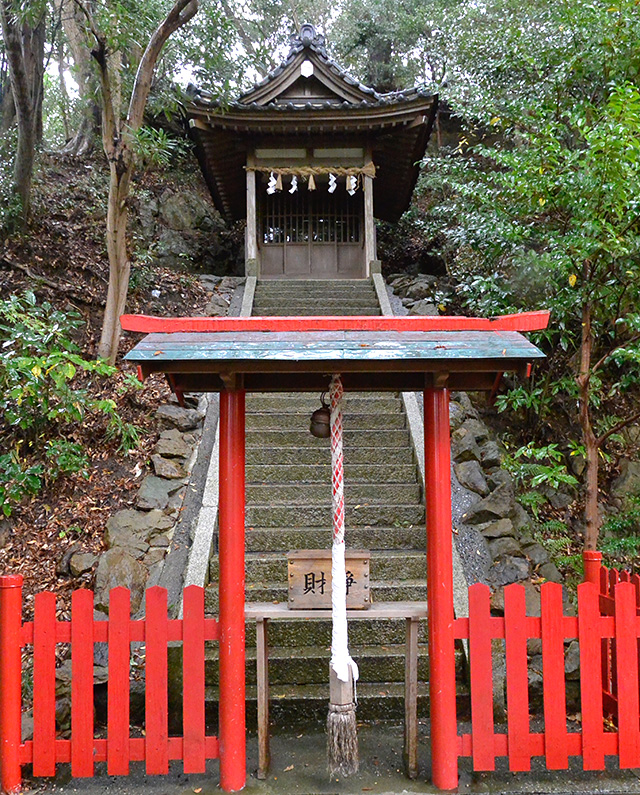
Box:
0 575 23 794
218 389 246 792
424 388 458 790
583 550 602 586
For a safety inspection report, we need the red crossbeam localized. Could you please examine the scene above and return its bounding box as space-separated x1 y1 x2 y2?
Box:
120 310 550 334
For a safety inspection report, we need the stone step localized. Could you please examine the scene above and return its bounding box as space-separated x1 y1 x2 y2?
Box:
246 446 414 465
255 287 378 297
247 391 397 403
205 581 428 617
210 551 427 582
255 280 377 293
245 503 424 527
252 307 382 316
244 526 425 552
204 681 446 726
204 643 429 686
253 294 380 315
245 482 420 506
246 463 417 484
245 412 406 430
245 428 410 447
246 396 403 412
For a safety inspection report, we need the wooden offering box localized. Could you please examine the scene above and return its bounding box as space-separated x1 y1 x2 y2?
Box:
287 550 370 609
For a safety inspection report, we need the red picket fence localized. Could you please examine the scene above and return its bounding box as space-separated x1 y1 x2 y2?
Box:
598 562 640 721
455 580 640 771
0 578 219 794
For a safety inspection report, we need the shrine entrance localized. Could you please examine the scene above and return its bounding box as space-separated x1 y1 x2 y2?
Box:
121 311 548 792
259 181 364 279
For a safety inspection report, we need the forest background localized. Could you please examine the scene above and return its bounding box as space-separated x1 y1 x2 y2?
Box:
1 0 640 589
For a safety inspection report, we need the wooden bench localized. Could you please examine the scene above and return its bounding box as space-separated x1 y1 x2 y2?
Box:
244 601 428 780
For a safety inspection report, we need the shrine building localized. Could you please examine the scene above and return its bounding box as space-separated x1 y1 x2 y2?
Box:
185 23 437 280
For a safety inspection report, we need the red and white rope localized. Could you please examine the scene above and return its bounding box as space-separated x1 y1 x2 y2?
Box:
329 374 359 685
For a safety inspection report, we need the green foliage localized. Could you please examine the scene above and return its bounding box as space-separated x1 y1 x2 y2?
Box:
602 497 640 537
600 498 640 565
133 126 189 169
0 291 140 515
504 443 578 490
419 0 640 548
0 291 111 437
44 439 89 480
0 453 43 518
504 443 577 518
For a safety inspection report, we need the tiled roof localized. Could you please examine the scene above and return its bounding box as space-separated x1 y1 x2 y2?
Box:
186 23 433 111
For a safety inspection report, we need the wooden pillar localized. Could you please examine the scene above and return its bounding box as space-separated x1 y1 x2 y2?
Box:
246 154 259 276
424 388 458 790
583 550 602 586
218 389 246 792
363 157 376 277
0 575 23 794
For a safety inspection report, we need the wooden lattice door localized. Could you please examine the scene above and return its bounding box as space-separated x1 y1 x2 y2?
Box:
258 186 364 278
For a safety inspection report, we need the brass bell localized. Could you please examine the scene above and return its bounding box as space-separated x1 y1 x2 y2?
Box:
310 392 330 438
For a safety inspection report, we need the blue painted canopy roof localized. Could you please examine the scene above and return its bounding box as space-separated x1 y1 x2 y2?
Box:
125 329 545 394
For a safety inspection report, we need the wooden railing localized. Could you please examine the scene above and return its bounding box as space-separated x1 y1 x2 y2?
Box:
0 579 220 793
455 580 640 771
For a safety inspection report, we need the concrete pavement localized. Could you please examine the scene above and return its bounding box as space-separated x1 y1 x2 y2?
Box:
29 723 640 795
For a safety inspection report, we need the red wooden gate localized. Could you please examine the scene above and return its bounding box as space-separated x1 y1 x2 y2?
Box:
0 578 222 794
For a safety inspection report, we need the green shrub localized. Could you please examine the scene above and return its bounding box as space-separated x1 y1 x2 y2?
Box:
0 291 141 515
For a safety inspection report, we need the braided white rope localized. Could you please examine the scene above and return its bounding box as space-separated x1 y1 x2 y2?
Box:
329 374 359 685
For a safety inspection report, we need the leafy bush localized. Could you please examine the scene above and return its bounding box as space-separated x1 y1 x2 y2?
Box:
0 453 43 518
0 291 141 515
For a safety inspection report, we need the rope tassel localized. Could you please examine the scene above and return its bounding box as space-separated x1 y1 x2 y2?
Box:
327 373 359 777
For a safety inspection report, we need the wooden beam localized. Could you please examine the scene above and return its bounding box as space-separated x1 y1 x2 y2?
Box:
245 151 258 271
121 310 551 334
364 151 376 274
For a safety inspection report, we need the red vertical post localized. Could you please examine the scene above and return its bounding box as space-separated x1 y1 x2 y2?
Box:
583 550 602 586
0 575 24 794
218 388 246 792
424 388 458 790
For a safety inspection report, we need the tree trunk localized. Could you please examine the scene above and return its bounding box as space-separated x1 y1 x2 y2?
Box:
0 0 45 218
57 40 70 141
97 153 133 363
0 69 16 131
58 0 101 156
577 300 600 550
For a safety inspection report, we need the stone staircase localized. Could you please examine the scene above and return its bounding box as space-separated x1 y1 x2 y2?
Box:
205 279 434 727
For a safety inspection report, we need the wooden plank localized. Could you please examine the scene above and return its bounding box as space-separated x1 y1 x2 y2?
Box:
107 588 131 775
256 618 270 780
33 591 57 777
244 601 428 620
183 585 206 774
540 583 568 769
288 550 370 609
121 310 551 334
614 582 640 767
468 583 495 771
577 582 605 769
404 616 419 779
504 584 531 771
71 589 94 777
145 587 169 775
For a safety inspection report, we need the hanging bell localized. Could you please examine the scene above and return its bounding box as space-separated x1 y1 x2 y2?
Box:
310 392 330 438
